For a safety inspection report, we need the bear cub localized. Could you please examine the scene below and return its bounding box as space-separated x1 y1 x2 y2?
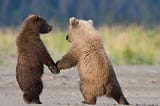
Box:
16 15 59 104
56 17 129 105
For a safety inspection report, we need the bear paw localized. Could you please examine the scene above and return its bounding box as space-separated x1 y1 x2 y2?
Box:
48 66 60 74
82 101 96 105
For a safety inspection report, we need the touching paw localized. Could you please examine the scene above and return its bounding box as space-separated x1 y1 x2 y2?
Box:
48 65 60 74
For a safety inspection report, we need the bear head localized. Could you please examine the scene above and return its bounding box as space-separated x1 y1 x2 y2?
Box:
22 15 52 34
66 17 94 43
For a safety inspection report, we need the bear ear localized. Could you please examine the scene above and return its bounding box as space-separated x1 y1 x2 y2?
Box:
88 20 93 25
28 14 34 16
69 17 79 26
35 15 40 21
27 14 39 21
27 14 34 19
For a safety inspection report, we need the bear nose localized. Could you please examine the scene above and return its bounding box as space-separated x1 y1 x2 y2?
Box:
48 26 52 31
66 34 69 40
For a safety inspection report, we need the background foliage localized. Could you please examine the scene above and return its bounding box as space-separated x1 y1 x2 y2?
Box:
0 27 159 65
0 0 159 65
0 0 160 27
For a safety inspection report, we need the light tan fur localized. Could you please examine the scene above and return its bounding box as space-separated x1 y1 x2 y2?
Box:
57 17 129 105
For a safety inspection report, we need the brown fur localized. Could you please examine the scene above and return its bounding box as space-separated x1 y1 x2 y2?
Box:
16 15 59 104
57 17 129 105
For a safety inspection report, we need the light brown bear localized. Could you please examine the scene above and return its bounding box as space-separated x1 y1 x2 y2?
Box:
56 17 129 105
16 15 59 104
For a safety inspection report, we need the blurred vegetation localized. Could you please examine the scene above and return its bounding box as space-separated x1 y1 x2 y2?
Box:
0 0 160 27
99 26 160 65
0 29 17 65
0 0 160 65
0 26 159 65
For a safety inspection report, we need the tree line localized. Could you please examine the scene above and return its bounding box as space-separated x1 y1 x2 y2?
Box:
0 0 160 27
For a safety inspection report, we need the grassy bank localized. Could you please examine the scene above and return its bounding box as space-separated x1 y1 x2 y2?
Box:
0 26 159 65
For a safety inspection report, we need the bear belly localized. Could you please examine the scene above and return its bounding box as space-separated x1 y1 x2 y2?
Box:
78 54 109 96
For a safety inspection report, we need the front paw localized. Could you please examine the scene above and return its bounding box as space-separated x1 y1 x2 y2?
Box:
55 60 61 70
48 66 60 74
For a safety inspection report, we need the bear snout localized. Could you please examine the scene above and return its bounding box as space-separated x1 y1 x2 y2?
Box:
48 25 52 32
66 34 69 40
66 34 70 42
39 24 52 34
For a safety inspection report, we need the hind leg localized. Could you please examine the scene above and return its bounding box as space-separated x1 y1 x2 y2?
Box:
107 84 129 105
80 83 97 105
110 90 129 105
23 81 43 104
82 96 97 105
23 92 42 104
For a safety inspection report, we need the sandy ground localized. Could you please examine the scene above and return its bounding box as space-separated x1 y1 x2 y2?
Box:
0 65 160 106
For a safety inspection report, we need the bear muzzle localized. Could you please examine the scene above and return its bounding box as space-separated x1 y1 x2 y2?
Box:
66 34 71 42
48 25 52 32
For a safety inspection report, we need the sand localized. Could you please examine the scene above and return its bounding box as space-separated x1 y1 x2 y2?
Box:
0 65 159 106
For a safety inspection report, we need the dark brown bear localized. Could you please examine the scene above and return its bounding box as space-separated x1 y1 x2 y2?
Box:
16 15 59 104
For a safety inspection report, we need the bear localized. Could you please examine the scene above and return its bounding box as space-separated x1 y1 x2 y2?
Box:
16 15 60 104
56 17 129 105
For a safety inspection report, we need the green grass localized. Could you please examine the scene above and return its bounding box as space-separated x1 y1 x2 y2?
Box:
0 29 17 65
99 26 160 64
0 26 159 65
41 30 70 61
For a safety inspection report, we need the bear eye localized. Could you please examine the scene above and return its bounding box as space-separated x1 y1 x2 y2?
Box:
42 19 46 23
